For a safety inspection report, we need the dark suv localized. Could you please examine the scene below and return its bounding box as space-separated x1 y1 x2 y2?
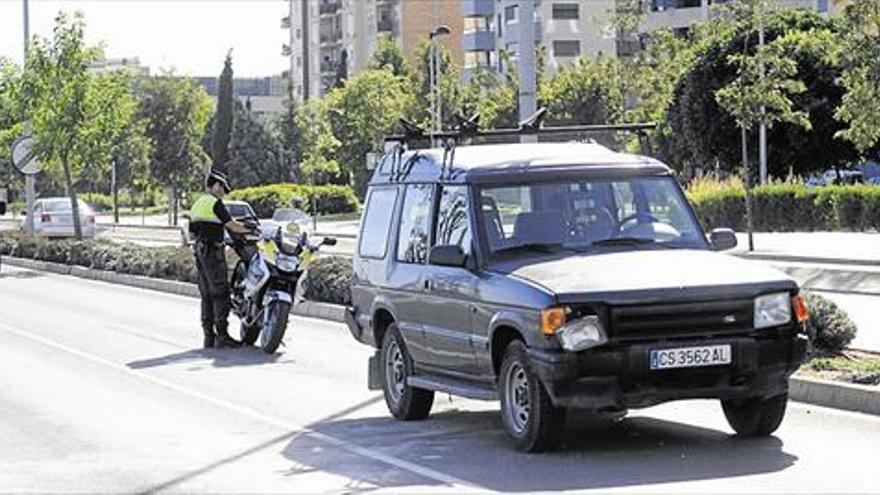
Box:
344 141 808 452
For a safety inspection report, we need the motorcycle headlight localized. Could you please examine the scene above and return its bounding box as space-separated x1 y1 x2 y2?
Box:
275 253 300 273
556 315 607 352
754 292 792 329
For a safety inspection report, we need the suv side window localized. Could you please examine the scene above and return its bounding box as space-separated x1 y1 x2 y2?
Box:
397 184 433 263
434 185 472 255
359 187 398 259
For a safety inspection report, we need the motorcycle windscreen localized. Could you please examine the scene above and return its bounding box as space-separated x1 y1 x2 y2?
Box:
243 255 270 299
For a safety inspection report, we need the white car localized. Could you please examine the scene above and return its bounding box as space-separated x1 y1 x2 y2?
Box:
23 197 97 238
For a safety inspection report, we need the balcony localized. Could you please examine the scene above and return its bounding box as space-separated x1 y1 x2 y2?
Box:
462 0 494 17
377 18 395 33
319 31 343 44
281 44 291 57
463 30 496 51
281 16 291 29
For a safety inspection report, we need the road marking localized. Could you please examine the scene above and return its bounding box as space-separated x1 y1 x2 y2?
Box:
0 321 484 492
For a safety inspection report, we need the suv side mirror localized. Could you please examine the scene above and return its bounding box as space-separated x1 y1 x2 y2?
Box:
709 228 738 251
429 245 467 267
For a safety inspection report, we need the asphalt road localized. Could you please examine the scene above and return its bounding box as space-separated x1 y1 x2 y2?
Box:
1 264 879 493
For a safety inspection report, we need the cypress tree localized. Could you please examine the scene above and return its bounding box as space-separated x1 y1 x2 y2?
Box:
212 50 234 168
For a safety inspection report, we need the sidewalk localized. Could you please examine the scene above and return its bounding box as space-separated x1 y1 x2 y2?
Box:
733 232 880 266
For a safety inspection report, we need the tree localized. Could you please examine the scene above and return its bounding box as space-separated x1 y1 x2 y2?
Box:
295 98 341 187
835 0 880 155
225 102 288 187
211 51 234 168
19 12 141 238
666 8 856 177
137 75 212 225
323 69 416 195
539 57 625 126
369 35 409 77
272 100 304 181
0 58 25 197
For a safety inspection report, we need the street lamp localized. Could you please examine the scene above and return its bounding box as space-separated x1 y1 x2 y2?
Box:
429 25 451 142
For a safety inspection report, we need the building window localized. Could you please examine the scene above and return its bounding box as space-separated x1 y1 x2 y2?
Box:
552 3 580 20
296 56 302 68
464 50 493 69
296 28 301 40
651 0 702 10
505 5 518 23
464 16 491 33
553 40 581 58
397 184 433 264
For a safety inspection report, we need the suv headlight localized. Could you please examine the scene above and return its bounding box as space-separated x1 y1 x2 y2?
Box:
754 292 792 329
556 315 607 352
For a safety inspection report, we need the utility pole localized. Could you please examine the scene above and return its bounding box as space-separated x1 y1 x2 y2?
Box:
23 0 35 235
518 0 538 144
758 1 768 184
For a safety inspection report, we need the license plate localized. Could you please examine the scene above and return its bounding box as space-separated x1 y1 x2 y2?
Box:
650 344 732 370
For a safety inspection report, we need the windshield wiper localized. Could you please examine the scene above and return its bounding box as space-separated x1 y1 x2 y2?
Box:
590 237 657 247
495 243 561 254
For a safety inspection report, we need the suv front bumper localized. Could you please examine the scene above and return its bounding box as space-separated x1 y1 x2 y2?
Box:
528 334 808 410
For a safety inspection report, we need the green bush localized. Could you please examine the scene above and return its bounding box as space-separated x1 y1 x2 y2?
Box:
687 179 880 232
0 232 347 305
804 292 857 356
80 191 164 213
303 256 352 306
227 183 359 218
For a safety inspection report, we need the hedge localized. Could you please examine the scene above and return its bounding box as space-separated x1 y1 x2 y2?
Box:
686 178 880 232
227 183 359 218
0 232 348 305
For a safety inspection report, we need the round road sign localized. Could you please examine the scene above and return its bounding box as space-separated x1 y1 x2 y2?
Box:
12 136 42 175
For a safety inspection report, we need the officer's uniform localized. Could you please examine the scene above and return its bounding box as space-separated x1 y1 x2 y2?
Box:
189 193 235 347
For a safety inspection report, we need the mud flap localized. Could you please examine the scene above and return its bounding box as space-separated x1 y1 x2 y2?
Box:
367 351 382 390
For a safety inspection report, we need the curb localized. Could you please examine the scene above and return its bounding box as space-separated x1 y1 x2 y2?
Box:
0 255 345 322
2 255 877 415
790 376 880 416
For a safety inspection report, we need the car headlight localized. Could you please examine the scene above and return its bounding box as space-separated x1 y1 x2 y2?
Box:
275 253 300 273
754 292 792 329
556 315 608 352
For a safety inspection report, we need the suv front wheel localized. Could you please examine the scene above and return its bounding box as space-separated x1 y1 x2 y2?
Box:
499 341 566 452
380 324 434 420
721 392 788 437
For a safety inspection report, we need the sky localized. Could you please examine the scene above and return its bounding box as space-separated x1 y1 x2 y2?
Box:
0 0 290 77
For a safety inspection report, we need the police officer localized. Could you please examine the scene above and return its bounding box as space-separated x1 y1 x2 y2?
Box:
189 170 253 348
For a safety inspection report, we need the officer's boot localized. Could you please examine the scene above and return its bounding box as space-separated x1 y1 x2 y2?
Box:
215 325 240 348
202 326 216 349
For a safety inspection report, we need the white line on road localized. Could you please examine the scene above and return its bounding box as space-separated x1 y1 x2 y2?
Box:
0 321 484 492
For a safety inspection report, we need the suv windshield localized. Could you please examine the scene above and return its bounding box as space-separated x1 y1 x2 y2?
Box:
480 176 706 257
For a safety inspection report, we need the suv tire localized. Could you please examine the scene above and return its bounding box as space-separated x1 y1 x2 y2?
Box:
499 340 565 452
721 393 788 437
380 324 434 420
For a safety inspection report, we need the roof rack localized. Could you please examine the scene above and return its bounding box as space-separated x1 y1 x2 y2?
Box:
382 108 658 181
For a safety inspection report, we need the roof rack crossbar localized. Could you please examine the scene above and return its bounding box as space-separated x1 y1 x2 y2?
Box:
384 122 657 144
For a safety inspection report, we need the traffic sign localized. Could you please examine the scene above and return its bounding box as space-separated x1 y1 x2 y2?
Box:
12 136 42 175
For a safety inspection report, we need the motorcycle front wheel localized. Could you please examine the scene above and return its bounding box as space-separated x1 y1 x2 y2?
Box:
261 300 290 354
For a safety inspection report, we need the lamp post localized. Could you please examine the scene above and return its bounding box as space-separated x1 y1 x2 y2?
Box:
429 25 451 143
23 0 35 234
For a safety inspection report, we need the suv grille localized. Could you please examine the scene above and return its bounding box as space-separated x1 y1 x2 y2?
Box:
609 298 754 342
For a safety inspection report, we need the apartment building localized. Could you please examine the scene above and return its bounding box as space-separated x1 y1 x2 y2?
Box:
283 0 464 102
194 75 287 124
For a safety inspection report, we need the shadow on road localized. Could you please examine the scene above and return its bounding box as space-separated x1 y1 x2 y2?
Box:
127 345 283 370
0 268 47 280
283 408 797 492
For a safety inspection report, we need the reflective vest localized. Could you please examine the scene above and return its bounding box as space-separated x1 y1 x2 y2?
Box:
190 195 222 225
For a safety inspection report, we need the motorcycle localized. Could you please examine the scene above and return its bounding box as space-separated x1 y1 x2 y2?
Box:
228 221 336 354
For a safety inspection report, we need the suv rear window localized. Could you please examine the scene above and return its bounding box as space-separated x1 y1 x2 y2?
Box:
359 187 398 259
435 185 472 255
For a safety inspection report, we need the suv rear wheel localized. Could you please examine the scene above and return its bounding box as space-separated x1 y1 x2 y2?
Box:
380 324 434 420
721 393 788 437
499 341 565 452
